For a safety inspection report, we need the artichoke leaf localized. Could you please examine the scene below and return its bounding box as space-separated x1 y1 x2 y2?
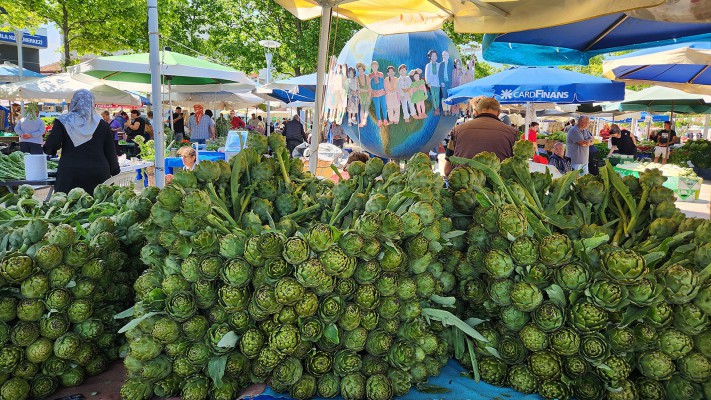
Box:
544 170 578 214
415 383 451 394
619 305 647 327
545 284 567 309
430 295 456 308
118 311 164 333
484 346 501 359
423 308 489 344
643 252 666 269
323 324 340 345
606 162 637 215
699 262 711 283
466 338 480 383
208 355 228 388
441 230 466 240
475 192 492 208
216 331 238 349
113 306 135 320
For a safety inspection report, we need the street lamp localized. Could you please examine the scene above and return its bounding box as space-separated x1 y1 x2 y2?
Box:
259 39 281 135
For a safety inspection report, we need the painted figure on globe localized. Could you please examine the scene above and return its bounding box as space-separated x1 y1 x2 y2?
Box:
325 58 338 122
334 64 348 124
461 58 475 115
397 64 417 122
385 66 400 125
450 58 463 116
410 68 428 119
424 50 441 116
356 63 371 127
439 50 454 116
346 67 359 126
369 61 388 127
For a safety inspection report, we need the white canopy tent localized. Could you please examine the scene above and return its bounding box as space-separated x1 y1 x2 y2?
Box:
0 73 142 106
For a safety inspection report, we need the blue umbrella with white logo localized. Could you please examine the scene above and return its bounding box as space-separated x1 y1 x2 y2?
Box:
445 67 625 106
445 67 625 134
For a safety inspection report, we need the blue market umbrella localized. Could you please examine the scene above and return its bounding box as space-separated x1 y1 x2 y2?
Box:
602 42 711 95
481 3 711 66
445 67 624 134
0 61 44 83
445 67 625 105
254 73 317 104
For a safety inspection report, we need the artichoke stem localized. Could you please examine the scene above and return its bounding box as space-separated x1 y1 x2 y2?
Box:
284 204 321 222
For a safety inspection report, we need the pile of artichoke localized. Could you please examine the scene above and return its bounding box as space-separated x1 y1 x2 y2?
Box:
119 133 477 399
0 184 156 399
445 140 711 399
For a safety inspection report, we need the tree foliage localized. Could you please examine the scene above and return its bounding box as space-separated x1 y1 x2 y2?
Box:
12 0 147 70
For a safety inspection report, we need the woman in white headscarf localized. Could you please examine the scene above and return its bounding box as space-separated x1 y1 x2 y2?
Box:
43 89 120 194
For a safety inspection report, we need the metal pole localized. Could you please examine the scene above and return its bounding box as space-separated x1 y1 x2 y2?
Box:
704 114 710 140
309 3 333 173
168 80 174 132
148 0 165 187
266 52 272 135
15 30 24 114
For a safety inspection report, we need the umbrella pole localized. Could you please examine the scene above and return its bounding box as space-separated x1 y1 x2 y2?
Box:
169 80 174 132
147 0 165 188
309 3 334 173
704 114 710 140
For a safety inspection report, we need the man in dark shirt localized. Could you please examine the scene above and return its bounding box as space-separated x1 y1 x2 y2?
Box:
283 115 308 156
171 107 185 142
653 121 676 164
444 97 518 176
548 142 573 174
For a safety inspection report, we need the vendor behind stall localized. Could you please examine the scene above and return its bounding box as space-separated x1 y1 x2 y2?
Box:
608 125 637 157
43 89 120 194
15 102 45 155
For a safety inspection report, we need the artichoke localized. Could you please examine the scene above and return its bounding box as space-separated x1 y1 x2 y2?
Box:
532 301 565 332
510 282 543 312
506 364 538 394
340 372 366 400
568 300 608 332
528 351 561 381
0 377 30 400
638 350 676 380
483 249 514 279
657 264 700 304
519 324 549 352
538 234 572 266
479 357 508 386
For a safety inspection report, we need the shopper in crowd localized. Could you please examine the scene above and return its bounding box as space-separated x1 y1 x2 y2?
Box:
229 110 246 129
171 107 185 142
247 113 260 128
330 121 346 149
186 104 215 144
548 142 573 174
444 97 518 176
566 115 594 175
124 109 148 142
523 121 539 143
101 111 123 156
331 151 370 183
653 120 676 164
43 89 120 194
15 102 45 154
284 115 308 155
145 110 154 139
563 118 576 132
8 103 20 133
164 146 197 184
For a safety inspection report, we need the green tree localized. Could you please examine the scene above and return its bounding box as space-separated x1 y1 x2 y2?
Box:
11 0 147 70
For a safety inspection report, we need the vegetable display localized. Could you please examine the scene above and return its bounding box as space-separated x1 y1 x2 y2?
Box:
446 140 711 399
118 133 462 399
0 130 709 400
0 184 155 399
0 152 58 182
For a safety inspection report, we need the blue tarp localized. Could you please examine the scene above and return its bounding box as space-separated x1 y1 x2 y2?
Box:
605 42 711 85
445 67 624 105
265 73 317 103
482 13 711 66
251 359 542 400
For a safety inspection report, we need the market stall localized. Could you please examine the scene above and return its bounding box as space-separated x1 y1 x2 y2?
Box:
614 161 703 200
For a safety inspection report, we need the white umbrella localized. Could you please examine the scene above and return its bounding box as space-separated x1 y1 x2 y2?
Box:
0 73 142 106
169 91 264 110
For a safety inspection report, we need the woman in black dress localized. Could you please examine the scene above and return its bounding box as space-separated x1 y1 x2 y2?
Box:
43 89 120 194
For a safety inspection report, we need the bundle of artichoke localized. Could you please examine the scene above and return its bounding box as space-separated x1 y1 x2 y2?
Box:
445 140 711 400
0 184 155 400
120 133 477 400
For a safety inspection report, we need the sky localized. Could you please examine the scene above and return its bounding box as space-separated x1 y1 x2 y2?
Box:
38 23 61 65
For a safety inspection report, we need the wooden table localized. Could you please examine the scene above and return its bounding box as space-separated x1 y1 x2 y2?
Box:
0 136 19 144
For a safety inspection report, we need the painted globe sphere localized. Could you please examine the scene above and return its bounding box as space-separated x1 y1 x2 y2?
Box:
333 29 461 159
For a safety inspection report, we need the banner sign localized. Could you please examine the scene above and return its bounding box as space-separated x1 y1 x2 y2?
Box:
0 31 48 49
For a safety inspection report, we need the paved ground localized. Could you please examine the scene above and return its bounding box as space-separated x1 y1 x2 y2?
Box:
676 180 711 219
